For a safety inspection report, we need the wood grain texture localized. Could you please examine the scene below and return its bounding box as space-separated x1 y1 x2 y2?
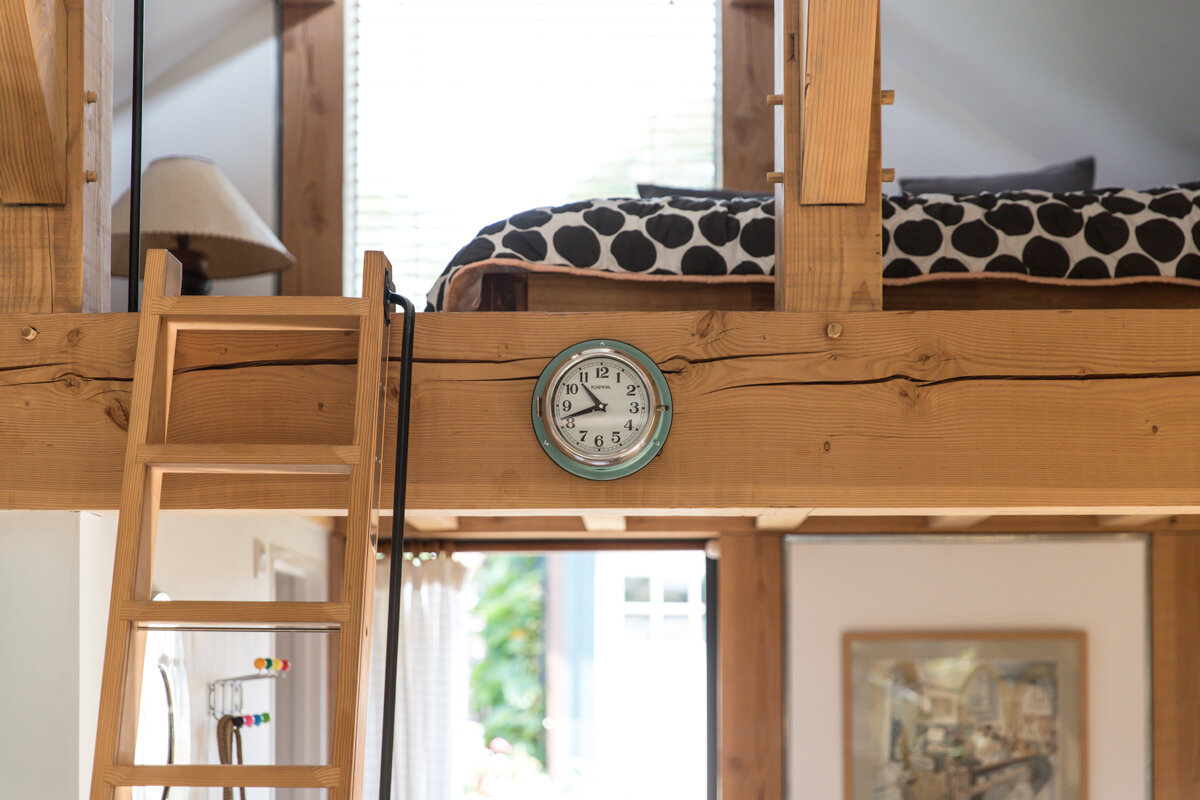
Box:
0 0 66 202
524 271 773 312
780 17 881 311
722 0 774 191
1152 533 1200 800
719 532 784 800
0 0 110 312
799 0 877 204
14 308 1200 513
279 0 344 297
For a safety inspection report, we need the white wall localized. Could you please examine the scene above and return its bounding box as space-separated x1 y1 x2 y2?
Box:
110 0 281 309
0 511 328 799
786 537 1148 800
0 512 115 800
881 0 1200 188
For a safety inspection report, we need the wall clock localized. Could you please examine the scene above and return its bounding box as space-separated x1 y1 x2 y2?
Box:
531 339 672 480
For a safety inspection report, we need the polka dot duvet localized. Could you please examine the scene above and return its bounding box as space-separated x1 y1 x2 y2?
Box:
427 185 1200 311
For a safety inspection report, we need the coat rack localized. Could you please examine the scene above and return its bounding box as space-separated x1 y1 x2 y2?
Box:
208 657 291 722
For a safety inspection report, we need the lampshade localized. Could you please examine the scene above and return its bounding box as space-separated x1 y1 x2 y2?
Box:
112 155 294 279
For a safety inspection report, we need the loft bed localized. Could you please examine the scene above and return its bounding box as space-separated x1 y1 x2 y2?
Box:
428 183 1200 313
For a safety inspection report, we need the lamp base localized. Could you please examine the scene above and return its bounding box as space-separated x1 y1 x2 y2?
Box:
171 236 213 295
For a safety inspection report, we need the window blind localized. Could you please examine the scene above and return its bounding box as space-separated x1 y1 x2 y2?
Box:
349 0 718 303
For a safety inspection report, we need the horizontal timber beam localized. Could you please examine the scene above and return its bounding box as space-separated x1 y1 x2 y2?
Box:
7 309 1200 513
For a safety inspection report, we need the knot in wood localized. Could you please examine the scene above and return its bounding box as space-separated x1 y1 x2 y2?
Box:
20 325 37 341
825 322 842 339
106 398 130 431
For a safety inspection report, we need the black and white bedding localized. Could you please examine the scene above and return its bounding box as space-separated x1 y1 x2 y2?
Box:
428 183 1200 311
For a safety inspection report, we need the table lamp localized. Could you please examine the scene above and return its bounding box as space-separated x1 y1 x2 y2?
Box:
112 155 295 295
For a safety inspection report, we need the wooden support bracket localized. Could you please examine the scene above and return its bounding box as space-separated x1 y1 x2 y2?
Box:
0 0 67 204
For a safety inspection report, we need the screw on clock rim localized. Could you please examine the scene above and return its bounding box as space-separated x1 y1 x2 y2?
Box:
531 339 673 481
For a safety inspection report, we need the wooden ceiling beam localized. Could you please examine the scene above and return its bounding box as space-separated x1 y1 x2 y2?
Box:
1097 513 1171 529
755 509 813 531
580 515 626 533
926 514 993 531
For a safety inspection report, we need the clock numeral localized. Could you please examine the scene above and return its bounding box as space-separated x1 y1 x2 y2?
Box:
629 401 640 414
565 383 579 395
561 399 572 412
564 417 575 429
626 384 637 397
616 371 622 383
580 371 589 383
594 435 604 448
624 420 633 431
579 430 588 443
596 365 610 379
611 431 622 444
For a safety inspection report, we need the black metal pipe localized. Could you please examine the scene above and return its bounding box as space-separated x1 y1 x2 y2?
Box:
706 553 719 800
379 288 416 800
128 0 146 312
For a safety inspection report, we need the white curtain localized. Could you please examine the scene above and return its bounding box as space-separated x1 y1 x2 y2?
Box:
363 554 470 800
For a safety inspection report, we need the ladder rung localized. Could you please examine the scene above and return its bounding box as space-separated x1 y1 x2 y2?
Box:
151 296 370 331
101 765 340 788
137 444 360 474
119 601 351 626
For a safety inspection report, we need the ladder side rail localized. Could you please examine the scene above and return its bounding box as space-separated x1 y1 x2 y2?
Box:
330 250 393 800
90 250 182 800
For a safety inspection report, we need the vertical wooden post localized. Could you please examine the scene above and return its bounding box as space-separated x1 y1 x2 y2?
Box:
775 0 882 312
280 0 345 297
1151 533 1200 799
719 532 785 800
722 0 775 191
0 0 111 312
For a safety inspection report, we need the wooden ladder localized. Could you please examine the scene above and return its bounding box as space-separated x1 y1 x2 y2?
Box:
89 250 394 800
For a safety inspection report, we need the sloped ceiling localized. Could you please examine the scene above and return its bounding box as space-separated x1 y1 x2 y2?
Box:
112 0 269 109
883 0 1200 186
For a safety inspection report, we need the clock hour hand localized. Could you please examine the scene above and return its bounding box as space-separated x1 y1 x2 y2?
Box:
580 384 606 410
562 404 603 420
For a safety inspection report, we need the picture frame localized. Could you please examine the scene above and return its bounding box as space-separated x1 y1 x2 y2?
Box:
843 630 1087 800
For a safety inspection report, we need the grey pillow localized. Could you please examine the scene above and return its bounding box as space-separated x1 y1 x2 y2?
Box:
898 156 1096 195
637 183 773 200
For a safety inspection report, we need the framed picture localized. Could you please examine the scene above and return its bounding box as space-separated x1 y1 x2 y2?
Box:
843 631 1086 800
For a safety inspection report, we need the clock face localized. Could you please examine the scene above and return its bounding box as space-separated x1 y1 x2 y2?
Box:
548 353 655 463
532 340 672 480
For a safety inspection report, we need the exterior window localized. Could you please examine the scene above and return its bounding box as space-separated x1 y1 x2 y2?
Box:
348 0 719 301
464 550 708 798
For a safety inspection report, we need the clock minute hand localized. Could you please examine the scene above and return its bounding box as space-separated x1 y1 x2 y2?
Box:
563 404 603 420
580 384 606 410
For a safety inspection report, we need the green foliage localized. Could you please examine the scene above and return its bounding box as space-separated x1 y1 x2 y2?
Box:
469 555 547 766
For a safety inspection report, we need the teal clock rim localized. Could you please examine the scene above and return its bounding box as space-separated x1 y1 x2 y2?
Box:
531 339 673 481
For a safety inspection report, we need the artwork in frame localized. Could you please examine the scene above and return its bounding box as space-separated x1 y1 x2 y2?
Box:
843 631 1087 800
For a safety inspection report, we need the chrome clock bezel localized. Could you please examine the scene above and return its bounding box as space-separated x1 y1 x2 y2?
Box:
531 339 672 480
